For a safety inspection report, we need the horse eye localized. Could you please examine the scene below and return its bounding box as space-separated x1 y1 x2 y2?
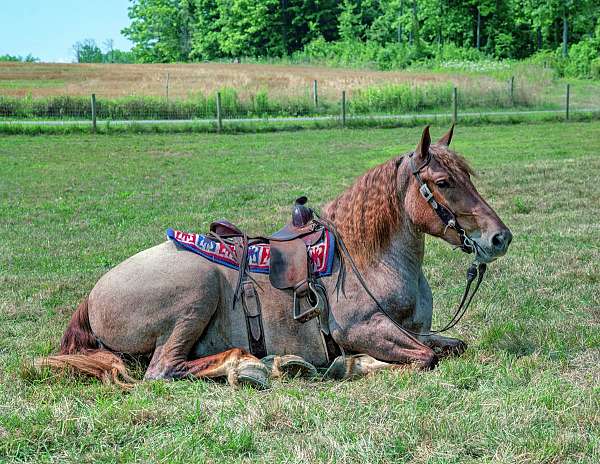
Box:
435 179 451 188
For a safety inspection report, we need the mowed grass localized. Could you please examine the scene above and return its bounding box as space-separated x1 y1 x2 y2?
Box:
0 123 599 463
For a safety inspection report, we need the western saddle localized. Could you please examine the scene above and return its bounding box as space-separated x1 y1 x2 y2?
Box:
207 197 333 359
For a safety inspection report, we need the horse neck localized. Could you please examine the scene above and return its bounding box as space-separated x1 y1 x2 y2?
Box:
323 156 424 274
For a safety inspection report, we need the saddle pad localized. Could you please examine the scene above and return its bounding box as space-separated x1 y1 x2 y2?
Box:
166 228 335 277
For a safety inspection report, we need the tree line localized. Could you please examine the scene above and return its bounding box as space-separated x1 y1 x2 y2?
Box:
120 0 599 63
72 39 135 63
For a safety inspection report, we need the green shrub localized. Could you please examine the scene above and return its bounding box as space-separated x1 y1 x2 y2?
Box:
564 38 600 78
350 80 536 114
591 58 600 80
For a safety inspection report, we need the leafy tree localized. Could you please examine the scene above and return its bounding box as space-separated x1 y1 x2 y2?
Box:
338 0 364 42
73 39 103 63
118 0 600 76
122 0 192 62
0 54 39 62
282 0 341 53
211 0 284 58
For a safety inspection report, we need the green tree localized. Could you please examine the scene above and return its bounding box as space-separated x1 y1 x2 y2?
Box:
282 0 340 53
0 54 39 62
122 0 192 62
73 39 103 63
338 0 364 41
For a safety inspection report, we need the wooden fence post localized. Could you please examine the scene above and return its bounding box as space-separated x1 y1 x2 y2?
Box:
509 76 515 105
313 80 318 108
91 93 97 133
216 92 223 132
341 90 346 128
565 84 570 120
166 72 170 101
452 87 458 124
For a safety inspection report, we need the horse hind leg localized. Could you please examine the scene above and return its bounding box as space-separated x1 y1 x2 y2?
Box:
182 348 270 389
142 304 270 388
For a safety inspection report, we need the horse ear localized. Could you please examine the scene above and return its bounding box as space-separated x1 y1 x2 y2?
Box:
437 124 454 147
415 125 431 161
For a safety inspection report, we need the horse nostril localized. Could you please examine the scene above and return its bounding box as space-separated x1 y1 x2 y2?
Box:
491 229 512 250
491 234 501 248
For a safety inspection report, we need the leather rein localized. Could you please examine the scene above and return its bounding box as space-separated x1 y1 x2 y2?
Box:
319 153 487 338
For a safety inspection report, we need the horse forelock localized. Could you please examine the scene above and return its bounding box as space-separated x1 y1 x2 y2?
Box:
429 144 476 179
324 156 405 268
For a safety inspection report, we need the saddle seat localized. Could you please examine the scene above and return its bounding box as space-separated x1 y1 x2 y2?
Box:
209 197 322 246
208 196 327 323
209 196 324 292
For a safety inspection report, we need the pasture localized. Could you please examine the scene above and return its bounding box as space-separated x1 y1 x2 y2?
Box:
0 62 514 100
0 122 598 462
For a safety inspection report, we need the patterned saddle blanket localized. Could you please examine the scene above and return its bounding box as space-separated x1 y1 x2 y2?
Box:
166 228 335 277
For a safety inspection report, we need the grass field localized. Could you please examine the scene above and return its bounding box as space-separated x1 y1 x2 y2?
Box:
0 122 599 462
0 62 518 101
2 62 600 126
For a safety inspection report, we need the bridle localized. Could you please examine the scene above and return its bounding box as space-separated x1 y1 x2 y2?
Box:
404 151 487 336
318 152 487 339
408 151 477 254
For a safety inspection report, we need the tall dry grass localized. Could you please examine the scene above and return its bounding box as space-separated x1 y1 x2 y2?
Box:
0 62 507 101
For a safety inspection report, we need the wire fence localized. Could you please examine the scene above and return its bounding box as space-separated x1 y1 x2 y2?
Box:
0 79 597 130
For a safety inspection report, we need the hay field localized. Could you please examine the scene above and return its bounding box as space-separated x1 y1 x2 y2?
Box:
0 62 507 100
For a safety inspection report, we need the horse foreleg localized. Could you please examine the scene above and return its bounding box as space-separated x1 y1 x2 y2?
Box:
324 354 407 379
334 312 438 369
182 348 270 389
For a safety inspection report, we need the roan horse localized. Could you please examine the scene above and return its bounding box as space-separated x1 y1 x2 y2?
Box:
37 126 512 388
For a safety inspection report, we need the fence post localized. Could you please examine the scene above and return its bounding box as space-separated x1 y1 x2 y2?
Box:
452 87 458 124
313 80 318 108
216 92 223 132
509 76 515 105
341 90 346 128
165 72 170 101
91 93 97 133
565 84 570 120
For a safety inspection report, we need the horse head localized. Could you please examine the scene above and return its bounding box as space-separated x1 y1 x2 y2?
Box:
405 126 512 263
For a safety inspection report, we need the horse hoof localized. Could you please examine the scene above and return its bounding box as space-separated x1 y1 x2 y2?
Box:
235 361 270 389
278 355 317 378
262 355 317 378
322 355 350 380
437 340 468 358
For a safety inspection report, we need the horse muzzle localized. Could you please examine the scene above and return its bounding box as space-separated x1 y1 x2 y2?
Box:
472 227 513 263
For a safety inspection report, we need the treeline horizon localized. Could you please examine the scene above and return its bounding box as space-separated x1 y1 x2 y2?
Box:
4 1 600 79
120 1 599 61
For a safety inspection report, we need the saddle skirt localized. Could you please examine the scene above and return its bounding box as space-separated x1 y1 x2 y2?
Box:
166 228 335 277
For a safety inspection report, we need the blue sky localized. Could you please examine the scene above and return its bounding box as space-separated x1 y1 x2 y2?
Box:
1 0 133 62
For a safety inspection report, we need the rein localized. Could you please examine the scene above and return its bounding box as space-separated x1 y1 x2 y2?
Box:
320 154 487 338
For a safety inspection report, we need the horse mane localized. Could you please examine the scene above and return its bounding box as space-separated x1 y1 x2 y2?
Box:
324 156 405 268
324 147 474 267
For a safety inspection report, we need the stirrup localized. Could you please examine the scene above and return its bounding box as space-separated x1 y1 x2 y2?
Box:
293 282 324 323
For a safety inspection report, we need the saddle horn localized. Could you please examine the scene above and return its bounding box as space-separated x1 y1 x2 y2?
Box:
292 196 314 227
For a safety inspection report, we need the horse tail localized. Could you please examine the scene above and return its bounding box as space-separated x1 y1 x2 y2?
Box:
35 297 136 389
59 297 97 355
